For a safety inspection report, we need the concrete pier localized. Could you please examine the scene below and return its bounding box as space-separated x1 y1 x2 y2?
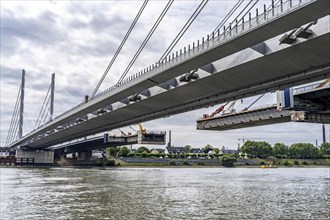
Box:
16 149 54 164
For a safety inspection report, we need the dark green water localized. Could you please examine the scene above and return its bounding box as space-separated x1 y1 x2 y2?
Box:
0 167 329 219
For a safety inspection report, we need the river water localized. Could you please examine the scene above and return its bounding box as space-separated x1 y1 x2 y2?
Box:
0 167 329 220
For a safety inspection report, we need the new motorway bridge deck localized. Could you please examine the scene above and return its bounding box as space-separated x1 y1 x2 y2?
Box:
8 0 330 149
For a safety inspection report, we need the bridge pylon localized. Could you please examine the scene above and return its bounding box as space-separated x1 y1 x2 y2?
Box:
18 69 25 139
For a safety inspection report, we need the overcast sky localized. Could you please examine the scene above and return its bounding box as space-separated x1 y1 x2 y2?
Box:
1 0 328 149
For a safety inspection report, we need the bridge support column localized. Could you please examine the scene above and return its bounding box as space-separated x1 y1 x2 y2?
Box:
76 150 92 165
16 149 54 165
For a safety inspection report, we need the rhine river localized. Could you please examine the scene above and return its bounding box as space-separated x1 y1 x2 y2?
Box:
0 167 329 219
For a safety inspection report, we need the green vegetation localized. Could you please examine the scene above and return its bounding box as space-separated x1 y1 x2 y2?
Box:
203 144 214 153
169 160 176 166
118 146 130 157
221 154 237 167
183 145 191 153
136 146 149 154
283 160 291 166
101 141 330 168
241 141 330 160
241 141 272 158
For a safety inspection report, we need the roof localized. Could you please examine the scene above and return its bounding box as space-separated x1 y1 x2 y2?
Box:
221 149 237 154
165 146 184 154
190 148 203 153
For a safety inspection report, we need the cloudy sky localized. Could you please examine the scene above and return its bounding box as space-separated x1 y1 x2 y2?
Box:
1 0 328 149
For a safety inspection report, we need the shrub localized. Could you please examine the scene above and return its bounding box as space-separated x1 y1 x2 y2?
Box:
245 162 249 166
141 152 148 158
182 160 190 166
221 155 237 167
283 160 291 166
127 152 135 157
260 161 266 165
294 160 300 165
197 162 204 166
169 160 176 166
302 161 308 165
321 155 330 159
106 160 116 166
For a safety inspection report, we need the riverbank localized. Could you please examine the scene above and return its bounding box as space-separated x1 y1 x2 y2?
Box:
2 157 329 168
114 157 330 168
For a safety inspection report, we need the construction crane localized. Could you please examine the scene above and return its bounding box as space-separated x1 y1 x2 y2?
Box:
138 123 146 134
238 137 261 143
129 123 146 134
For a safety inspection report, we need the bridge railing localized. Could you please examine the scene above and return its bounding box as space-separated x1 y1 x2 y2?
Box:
52 0 310 129
90 0 309 100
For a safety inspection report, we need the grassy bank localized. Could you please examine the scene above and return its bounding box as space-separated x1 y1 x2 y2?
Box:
256 158 330 167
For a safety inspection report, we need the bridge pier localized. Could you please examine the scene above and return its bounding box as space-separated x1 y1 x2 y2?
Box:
76 150 92 165
16 149 54 165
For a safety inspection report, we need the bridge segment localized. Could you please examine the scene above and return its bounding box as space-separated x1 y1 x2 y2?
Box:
196 81 330 130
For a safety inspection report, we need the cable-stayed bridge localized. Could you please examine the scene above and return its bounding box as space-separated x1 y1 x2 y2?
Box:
3 0 330 163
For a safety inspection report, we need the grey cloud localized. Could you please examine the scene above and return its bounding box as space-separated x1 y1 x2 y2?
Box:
0 66 23 81
68 19 88 29
1 11 67 56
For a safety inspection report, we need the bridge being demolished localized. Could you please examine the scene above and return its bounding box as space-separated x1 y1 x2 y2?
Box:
197 81 330 130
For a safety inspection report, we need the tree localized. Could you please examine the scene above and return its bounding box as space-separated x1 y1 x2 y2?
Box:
273 143 289 157
221 155 237 167
320 142 330 155
203 144 213 153
183 145 192 154
241 141 272 158
289 143 319 159
118 146 130 157
136 146 149 154
214 148 220 154
107 146 118 157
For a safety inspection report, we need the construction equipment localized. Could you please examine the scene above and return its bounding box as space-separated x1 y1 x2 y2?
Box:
119 129 127 136
202 101 237 119
138 123 146 134
222 101 236 115
202 103 227 119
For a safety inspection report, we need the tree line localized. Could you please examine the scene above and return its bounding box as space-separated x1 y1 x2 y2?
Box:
241 141 330 159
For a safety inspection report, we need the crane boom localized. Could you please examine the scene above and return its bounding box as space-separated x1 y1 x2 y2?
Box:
138 123 146 134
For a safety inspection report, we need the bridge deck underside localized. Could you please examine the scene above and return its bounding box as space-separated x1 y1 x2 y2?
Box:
197 108 330 131
197 107 292 131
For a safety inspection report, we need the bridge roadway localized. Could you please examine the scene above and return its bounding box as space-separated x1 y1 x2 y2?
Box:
9 0 330 149
52 135 136 154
